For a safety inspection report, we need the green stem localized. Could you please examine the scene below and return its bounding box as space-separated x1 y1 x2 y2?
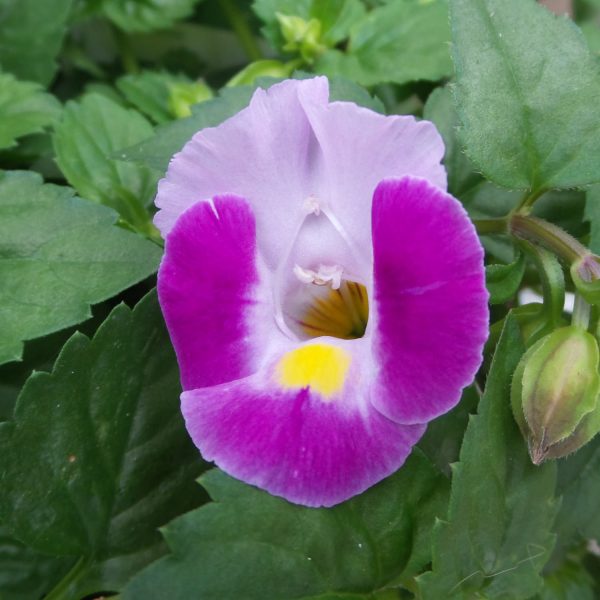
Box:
572 293 592 330
473 217 508 235
510 214 588 265
219 0 263 61
44 556 89 600
114 27 139 74
514 188 547 213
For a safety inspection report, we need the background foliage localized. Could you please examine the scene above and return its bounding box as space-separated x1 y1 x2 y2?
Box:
2 0 600 598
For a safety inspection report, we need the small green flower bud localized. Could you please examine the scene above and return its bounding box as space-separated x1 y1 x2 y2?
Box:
226 59 298 88
168 80 213 119
511 326 600 464
276 13 327 63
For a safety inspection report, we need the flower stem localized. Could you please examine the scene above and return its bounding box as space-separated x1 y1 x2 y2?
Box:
572 294 592 330
473 217 508 235
219 0 263 61
43 556 90 600
509 214 588 265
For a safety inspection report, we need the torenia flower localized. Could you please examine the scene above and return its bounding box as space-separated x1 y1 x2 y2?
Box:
156 78 488 507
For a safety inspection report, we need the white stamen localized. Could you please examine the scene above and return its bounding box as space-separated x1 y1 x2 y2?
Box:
293 264 344 290
302 195 321 216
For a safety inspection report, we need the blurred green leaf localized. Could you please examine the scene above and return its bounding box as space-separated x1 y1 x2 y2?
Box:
316 0 451 86
93 0 203 33
53 94 158 231
418 316 558 599
585 185 600 254
0 526 73 600
123 452 448 599
451 0 600 192
486 252 526 305
0 0 73 85
0 292 207 597
537 560 596 600
0 72 61 150
0 171 161 365
117 70 191 124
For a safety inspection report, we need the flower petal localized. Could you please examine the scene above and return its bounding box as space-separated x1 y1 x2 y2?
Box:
158 195 279 391
298 93 447 257
154 77 329 269
181 341 424 507
370 177 488 424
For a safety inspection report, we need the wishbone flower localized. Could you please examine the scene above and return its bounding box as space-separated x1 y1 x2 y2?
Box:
156 77 489 507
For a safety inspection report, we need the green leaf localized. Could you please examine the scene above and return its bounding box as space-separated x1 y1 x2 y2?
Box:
0 292 207 597
316 0 452 86
0 72 61 150
423 86 481 198
0 171 161 365
584 185 600 254
252 0 366 48
486 252 526 305
116 70 191 124
123 452 448 599
537 560 596 600
0 525 73 600
97 0 203 33
553 435 600 552
418 316 558 599
451 0 600 192
0 0 73 85
122 76 383 173
53 93 158 232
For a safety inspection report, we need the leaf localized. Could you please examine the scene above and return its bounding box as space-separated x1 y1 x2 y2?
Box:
552 434 600 555
116 70 191 124
451 0 600 192
486 252 526 305
417 316 558 599
0 170 161 365
0 72 61 150
0 0 73 85
585 185 600 254
423 86 481 198
537 560 596 600
97 0 203 33
121 76 384 173
315 0 452 86
0 526 73 600
53 93 158 231
252 0 366 48
0 292 208 597
123 452 449 599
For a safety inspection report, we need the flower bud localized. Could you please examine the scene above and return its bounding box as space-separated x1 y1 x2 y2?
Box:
511 326 600 464
168 80 213 119
276 13 327 63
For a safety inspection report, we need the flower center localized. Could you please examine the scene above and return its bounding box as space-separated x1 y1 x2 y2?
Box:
285 265 369 340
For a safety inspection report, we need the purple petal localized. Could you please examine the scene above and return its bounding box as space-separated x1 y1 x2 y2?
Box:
370 177 488 424
155 78 329 269
298 93 447 257
158 196 278 391
181 347 425 507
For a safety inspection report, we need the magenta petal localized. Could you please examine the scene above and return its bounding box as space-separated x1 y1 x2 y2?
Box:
181 369 425 508
158 196 273 391
371 177 488 424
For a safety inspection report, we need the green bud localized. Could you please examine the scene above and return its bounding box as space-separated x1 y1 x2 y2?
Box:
168 80 214 119
571 254 600 306
511 326 600 464
276 13 327 63
226 59 299 88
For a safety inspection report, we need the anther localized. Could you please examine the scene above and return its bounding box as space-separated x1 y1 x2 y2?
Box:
293 264 344 290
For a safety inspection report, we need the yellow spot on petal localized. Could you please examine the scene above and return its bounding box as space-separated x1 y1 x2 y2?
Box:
277 343 351 398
